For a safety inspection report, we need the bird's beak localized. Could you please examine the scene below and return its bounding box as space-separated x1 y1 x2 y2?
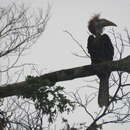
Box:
100 19 117 27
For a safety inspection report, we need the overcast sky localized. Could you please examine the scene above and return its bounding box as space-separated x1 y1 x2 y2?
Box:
1 0 130 129
13 0 129 68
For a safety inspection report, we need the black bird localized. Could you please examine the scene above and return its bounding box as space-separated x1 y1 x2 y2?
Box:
87 14 117 107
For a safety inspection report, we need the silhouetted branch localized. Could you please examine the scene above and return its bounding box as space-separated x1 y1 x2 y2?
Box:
0 55 130 98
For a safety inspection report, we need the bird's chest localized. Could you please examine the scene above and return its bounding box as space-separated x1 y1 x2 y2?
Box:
92 38 104 50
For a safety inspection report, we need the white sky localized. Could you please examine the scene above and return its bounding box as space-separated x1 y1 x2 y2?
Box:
24 0 130 72
1 0 130 129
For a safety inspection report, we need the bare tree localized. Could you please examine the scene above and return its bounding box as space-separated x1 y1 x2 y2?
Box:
0 3 74 130
0 2 50 130
0 3 50 85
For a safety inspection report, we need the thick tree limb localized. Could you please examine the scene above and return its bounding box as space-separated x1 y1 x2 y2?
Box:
0 56 130 98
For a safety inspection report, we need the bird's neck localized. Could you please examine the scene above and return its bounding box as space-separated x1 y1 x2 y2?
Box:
96 33 101 37
95 33 102 40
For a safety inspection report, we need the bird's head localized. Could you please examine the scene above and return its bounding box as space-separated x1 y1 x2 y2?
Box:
88 14 117 36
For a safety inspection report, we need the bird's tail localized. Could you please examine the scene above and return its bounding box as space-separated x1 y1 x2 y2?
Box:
98 76 109 107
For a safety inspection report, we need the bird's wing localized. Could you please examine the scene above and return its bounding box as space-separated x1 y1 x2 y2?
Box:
87 35 95 55
101 34 114 60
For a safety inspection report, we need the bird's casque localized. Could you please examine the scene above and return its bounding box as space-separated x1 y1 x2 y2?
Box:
88 14 117 36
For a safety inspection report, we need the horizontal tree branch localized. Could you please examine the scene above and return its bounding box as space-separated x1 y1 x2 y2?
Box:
0 55 130 98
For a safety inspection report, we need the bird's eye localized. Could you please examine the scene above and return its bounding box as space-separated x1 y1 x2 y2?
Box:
95 22 98 27
95 21 101 29
95 20 101 27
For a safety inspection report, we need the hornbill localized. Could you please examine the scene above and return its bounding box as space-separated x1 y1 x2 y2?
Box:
87 14 117 107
